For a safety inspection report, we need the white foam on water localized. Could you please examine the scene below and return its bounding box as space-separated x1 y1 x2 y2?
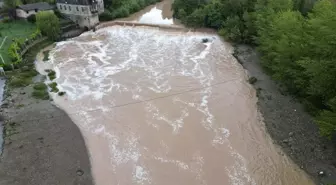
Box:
153 156 189 170
226 145 257 185
41 26 271 185
133 166 152 185
138 7 174 25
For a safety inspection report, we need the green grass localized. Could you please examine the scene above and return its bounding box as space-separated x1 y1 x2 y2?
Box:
48 82 59 92
47 70 56 80
32 82 49 100
8 76 31 87
32 89 49 100
0 20 37 64
6 40 53 90
33 82 47 90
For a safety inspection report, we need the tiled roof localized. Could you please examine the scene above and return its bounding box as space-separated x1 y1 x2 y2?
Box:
17 2 54 11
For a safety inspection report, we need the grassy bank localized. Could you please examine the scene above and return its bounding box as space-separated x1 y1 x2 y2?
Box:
0 20 36 64
4 39 53 100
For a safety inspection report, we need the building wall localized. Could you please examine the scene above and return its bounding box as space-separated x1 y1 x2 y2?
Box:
66 13 99 29
57 1 104 29
57 1 104 16
98 0 104 14
57 3 91 16
16 9 53 18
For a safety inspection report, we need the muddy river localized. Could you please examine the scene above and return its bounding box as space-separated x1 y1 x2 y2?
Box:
37 1 315 184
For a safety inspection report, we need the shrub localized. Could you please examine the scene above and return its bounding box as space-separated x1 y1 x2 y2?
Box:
36 11 60 40
2 17 12 23
27 14 36 23
58 91 66 96
99 10 114 21
33 82 47 90
43 50 50 61
32 90 49 100
248 77 258 84
48 82 59 92
47 70 56 80
8 77 31 87
3 64 14 71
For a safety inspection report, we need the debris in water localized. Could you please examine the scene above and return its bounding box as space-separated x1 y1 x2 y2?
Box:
76 169 84 176
202 38 209 43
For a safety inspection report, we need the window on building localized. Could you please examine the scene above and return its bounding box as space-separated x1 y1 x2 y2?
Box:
64 5 67 10
82 7 85 12
76 6 79 11
69 6 71 11
35 9 38 12
59 5 62 10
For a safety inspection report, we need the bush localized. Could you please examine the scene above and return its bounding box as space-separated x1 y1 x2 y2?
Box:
36 11 60 40
3 64 14 71
113 6 130 18
99 11 114 21
248 77 258 84
32 90 49 100
43 50 50 61
47 70 56 80
33 82 47 90
8 77 31 87
48 82 59 92
18 69 38 79
27 14 36 23
184 8 206 27
2 17 12 23
58 91 66 96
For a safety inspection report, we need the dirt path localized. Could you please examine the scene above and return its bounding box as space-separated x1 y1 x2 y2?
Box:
234 45 336 184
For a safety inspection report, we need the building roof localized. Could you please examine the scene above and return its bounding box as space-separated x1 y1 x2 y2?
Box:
56 0 94 5
17 2 54 11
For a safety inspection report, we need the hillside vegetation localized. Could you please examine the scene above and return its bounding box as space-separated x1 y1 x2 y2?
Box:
100 0 162 21
172 0 336 139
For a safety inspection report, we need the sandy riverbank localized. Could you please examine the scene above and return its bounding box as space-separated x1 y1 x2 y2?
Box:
0 49 94 184
235 45 336 184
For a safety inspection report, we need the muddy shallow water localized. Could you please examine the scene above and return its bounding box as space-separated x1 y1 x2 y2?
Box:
37 2 315 185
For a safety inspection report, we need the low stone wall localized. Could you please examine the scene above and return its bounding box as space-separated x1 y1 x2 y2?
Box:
96 21 217 34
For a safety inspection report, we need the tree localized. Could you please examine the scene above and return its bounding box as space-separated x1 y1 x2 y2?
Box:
27 14 36 23
4 0 21 9
36 11 60 41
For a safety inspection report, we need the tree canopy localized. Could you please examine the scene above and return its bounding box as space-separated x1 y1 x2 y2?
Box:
100 0 161 21
36 11 60 41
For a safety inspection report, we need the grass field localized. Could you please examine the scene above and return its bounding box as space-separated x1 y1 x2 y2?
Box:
0 20 36 64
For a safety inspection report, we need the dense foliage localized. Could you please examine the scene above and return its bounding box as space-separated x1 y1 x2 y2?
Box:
36 11 60 40
7 29 42 65
173 0 336 138
100 0 161 21
3 0 55 8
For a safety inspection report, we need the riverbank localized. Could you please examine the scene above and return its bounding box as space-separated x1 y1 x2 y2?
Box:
0 43 94 185
234 45 336 184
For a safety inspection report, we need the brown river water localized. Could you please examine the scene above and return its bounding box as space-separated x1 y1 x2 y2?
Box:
36 1 315 184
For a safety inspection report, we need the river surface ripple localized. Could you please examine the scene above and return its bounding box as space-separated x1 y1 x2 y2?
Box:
36 2 315 185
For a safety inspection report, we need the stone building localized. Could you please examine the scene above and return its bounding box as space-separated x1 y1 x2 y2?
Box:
56 0 104 29
16 2 54 19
